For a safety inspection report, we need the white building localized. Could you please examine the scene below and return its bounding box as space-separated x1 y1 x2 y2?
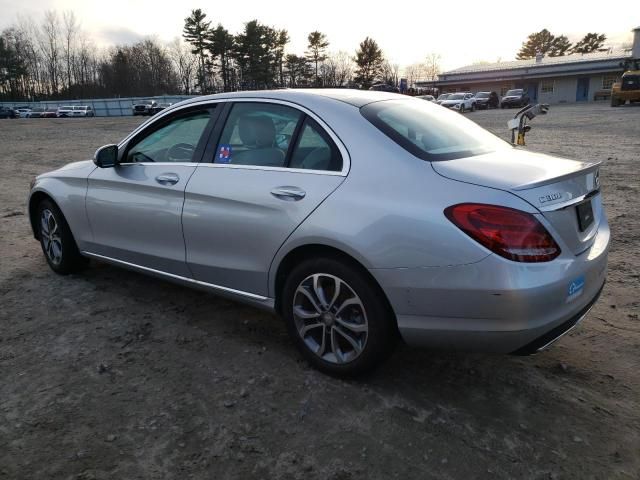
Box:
435 26 640 103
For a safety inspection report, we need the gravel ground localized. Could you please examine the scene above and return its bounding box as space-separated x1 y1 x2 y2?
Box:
1 102 639 480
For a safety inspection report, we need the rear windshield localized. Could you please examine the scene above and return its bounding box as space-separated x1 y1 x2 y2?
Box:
361 99 509 161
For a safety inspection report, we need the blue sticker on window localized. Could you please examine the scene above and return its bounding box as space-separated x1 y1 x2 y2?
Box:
567 275 585 302
218 144 232 164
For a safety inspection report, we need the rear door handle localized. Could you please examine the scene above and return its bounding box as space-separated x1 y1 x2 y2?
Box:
155 173 180 185
270 186 306 201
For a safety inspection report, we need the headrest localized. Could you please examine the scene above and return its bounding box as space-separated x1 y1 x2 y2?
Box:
238 115 276 148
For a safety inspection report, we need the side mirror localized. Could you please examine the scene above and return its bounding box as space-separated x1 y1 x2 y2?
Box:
93 144 118 168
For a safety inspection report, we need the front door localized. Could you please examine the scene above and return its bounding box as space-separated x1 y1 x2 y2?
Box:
183 101 346 296
576 77 590 101
85 107 216 276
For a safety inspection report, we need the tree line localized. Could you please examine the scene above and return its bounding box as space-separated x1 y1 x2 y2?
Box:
0 8 442 101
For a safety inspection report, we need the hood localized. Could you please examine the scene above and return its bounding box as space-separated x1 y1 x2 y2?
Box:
442 99 463 105
57 159 95 172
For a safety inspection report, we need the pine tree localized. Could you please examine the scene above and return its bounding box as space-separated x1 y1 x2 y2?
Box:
306 31 329 86
183 9 211 93
517 29 572 59
354 37 384 89
572 33 607 54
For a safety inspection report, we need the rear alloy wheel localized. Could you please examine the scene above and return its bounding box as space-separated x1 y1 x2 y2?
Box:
282 257 396 376
37 199 87 274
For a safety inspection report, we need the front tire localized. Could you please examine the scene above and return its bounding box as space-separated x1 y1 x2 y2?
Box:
281 257 396 377
37 199 87 275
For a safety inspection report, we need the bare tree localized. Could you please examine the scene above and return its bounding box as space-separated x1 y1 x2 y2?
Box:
380 60 400 86
62 11 79 92
424 52 441 82
169 38 198 94
404 62 425 88
321 51 353 87
38 10 62 95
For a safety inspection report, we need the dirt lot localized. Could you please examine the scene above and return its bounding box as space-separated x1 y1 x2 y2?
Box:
1 103 639 480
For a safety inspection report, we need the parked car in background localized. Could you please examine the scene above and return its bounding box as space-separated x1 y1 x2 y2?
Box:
150 103 172 115
473 91 499 109
0 106 17 119
72 106 95 117
15 108 32 118
132 100 156 116
440 92 476 112
417 95 436 102
369 83 400 93
26 89 609 376
436 93 451 105
500 89 530 108
26 108 46 118
56 106 75 117
42 109 57 118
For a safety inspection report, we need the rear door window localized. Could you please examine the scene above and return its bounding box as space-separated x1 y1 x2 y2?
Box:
214 102 302 167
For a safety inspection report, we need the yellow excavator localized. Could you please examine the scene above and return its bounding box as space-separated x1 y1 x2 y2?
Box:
611 70 640 106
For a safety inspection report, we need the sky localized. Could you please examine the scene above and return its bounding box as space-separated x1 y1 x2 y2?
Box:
0 0 637 71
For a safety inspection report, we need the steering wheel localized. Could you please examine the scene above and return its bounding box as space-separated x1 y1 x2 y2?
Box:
167 143 195 162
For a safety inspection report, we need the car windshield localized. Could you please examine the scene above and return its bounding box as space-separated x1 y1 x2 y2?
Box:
437 94 449 100
475 92 489 98
449 94 465 100
74 106 87 110
61 106 73 109
506 89 522 96
361 99 509 161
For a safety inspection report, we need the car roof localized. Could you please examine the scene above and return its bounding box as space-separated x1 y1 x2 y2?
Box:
179 88 403 109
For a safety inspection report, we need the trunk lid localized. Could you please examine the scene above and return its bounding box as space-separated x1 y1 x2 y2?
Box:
432 149 602 255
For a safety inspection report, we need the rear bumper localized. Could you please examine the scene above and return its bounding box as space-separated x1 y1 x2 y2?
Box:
369 220 609 353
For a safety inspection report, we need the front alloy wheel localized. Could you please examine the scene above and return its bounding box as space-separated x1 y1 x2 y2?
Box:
40 209 63 266
293 273 368 364
37 199 87 274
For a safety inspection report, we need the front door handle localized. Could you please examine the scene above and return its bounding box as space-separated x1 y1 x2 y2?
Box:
155 173 180 185
270 186 306 201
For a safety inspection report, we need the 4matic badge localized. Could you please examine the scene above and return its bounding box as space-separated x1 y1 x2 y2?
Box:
539 192 563 204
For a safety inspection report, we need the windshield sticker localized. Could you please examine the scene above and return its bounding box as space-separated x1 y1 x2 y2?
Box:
566 275 585 303
218 144 232 164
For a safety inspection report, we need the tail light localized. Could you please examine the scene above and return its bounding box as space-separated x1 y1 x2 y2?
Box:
444 203 560 262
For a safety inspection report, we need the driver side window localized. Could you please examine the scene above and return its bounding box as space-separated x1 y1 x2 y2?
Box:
126 110 211 163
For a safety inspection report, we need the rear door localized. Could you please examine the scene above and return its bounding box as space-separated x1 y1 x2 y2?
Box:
182 100 348 296
85 106 218 276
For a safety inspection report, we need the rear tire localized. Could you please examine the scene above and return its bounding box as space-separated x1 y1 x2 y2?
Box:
281 256 397 377
37 199 87 275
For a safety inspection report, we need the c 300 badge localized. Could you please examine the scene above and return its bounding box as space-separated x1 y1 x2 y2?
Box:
539 192 563 204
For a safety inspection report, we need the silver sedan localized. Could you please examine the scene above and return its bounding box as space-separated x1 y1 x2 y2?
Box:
28 89 609 376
